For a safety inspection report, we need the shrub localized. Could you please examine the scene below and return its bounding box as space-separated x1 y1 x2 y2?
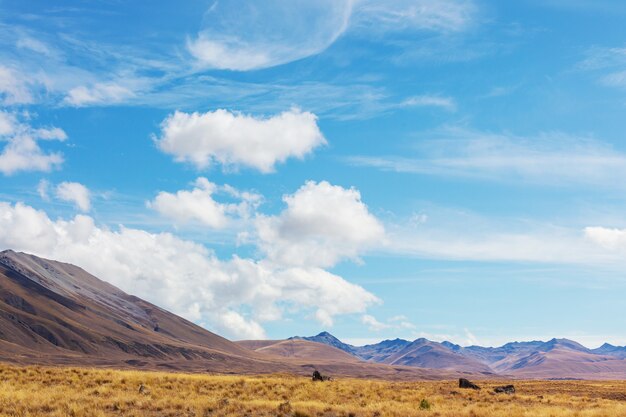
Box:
419 398 431 410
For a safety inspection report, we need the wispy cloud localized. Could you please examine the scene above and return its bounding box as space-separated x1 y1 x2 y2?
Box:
348 126 626 187
188 1 352 71
578 46 626 88
0 65 33 105
352 0 477 33
400 95 456 111
0 0 479 110
380 206 626 268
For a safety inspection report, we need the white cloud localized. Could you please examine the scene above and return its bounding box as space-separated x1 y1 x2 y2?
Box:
380 205 626 267
0 111 66 175
0 65 33 105
37 179 50 201
0 112 16 136
585 227 626 250
155 108 326 173
352 0 477 33
391 224 589 264
602 70 626 87
400 94 456 110
55 182 91 212
276 267 380 327
362 314 416 332
362 314 391 331
218 311 267 340
464 328 479 346
187 0 352 70
255 180 385 268
147 177 261 228
187 0 476 71
348 127 626 187
0 201 379 339
578 46 626 89
64 82 135 106
16 37 52 56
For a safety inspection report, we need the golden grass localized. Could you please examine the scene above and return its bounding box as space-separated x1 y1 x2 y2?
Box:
0 364 625 416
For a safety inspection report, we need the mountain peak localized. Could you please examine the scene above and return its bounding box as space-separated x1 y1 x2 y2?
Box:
540 338 589 352
0 249 17 258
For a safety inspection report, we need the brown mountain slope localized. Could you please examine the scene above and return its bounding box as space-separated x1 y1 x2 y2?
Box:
0 250 279 372
237 340 282 350
0 250 462 380
239 339 359 362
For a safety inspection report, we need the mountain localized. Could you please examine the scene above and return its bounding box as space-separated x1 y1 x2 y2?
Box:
0 250 460 380
290 331 360 356
5 249 626 380
0 249 277 373
379 338 494 374
494 339 626 379
538 338 590 353
447 341 545 365
354 338 411 362
284 332 626 379
593 343 626 359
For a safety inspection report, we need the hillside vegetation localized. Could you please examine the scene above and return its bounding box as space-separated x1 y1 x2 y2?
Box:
1 364 626 416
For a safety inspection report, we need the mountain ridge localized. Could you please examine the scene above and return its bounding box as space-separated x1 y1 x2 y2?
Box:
274 331 626 379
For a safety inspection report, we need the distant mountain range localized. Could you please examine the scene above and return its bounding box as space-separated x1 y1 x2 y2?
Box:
279 332 626 379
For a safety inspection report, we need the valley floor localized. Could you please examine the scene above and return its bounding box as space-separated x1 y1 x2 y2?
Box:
0 364 625 416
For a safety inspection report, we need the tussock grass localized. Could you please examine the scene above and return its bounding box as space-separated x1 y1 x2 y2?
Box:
0 364 625 416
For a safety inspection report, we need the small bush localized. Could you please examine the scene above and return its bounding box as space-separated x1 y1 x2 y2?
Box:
419 398 431 410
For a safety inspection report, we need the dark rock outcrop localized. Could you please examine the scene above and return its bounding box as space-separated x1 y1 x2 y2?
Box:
494 385 515 394
459 378 480 390
312 370 332 381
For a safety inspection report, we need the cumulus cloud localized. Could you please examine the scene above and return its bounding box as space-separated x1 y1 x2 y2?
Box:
187 0 352 70
218 311 267 340
148 177 261 228
155 108 326 173
0 201 379 339
256 180 385 268
55 182 91 212
0 111 66 175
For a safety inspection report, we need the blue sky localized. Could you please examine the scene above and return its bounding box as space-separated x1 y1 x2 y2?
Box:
2 0 626 347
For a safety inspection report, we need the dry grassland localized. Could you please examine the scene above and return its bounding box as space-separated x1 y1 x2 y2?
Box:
1 364 626 416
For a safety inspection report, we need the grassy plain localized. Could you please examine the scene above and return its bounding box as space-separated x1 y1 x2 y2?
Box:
0 364 625 416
